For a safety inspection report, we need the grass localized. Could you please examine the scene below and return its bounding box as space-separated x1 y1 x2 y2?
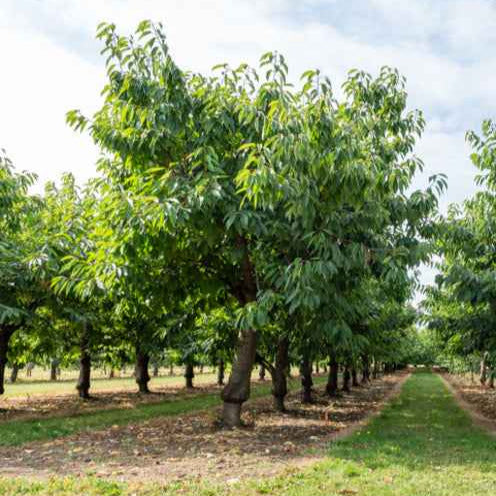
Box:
1 371 217 398
2 372 496 495
0 376 326 446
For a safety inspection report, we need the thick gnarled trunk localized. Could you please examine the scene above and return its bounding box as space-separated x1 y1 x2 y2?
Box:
271 336 290 412
221 328 257 426
221 235 257 428
76 322 91 399
135 348 151 393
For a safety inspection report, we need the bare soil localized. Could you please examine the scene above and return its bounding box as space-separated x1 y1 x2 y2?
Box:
0 372 408 484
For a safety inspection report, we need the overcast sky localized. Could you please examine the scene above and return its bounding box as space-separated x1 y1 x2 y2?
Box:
1 0 496 290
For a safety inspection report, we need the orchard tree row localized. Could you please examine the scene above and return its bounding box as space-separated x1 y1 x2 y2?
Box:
424 120 496 385
1 21 444 427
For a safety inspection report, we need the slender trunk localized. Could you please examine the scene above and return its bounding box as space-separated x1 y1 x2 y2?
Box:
372 359 379 379
342 362 351 392
259 363 266 381
300 354 313 403
50 360 58 381
184 362 195 388
217 359 225 386
361 354 370 384
489 370 495 389
200 364 204 374
322 362 328 373
326 351 339 396
315 362 320 374
76 322 91 399
0 327 15 395
9 363 19 383
152 363 159 377
169 364 174 376
221 235 257 428
480 352 488 385
108 369 115 379
135 347 151 393
351 367 359 387
271 336 290 412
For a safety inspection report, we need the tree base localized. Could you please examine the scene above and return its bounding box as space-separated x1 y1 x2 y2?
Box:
222 402 242 428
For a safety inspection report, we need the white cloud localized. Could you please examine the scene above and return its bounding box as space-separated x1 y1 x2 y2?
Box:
0 1 495 218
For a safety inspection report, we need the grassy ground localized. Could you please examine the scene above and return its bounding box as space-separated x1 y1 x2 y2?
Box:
0 376 326 446
1 371 217 398
2 371 496 495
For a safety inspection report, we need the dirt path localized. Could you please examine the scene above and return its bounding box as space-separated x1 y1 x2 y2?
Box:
0 372 409 484
439 373 496 436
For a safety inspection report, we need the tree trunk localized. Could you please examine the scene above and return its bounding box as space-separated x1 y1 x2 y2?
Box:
50 359 58 381
9 363 19 383
489 369 495 389
169 364 174 376
351 367 359 387
184 362 195 389
152 362 159 377
372 359 379 379
217 359 225 386
315 362 320 374
76 322 91 399
221 328 257 426
259 363 266 381
221 235 258 428
326 352 339 396
300 354 313 403
271 336 290 412
0 327 15 395
135 348 151 393
200 364 204 374
480 352 489 385
342 362 351 392
108 368 115 379
361 354 370 384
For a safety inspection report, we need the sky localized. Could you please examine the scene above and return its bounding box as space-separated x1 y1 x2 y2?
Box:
1 0 496 290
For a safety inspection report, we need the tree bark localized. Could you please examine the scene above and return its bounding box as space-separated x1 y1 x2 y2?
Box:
221 235 258 428
184 362 195 388
135 348 151 393
152 362 159 377
76 322 91 399
0 327 15 396
9 363 19 383
315 362 320 374
361 354 370 384
169 364 174 376
480 352 489 385
300 354 313 403
489 369 495 389
217 359 225 386
372 358 379 379
351 366 359 387
342 362 351 392
259 363 266 381
326 351 339 396
50 359 58 381
271 336 290 412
